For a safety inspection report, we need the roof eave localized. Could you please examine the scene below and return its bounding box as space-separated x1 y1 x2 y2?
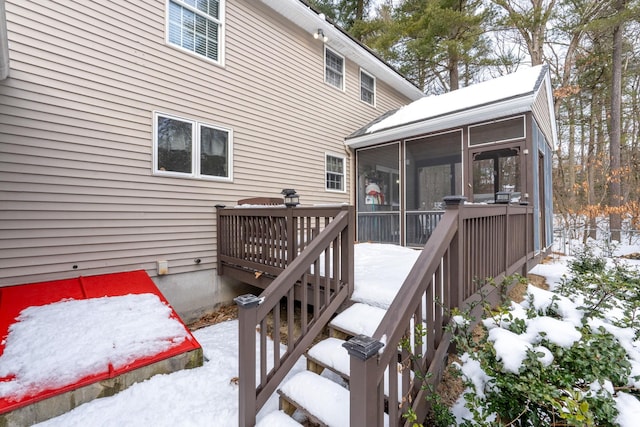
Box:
259 0 424 101
345 94 535 149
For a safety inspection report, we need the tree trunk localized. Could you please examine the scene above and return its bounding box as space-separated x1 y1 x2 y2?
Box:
586 100 598 242
568 102 576 209
355 0 364 21
608 0 625 242
448 52 459 91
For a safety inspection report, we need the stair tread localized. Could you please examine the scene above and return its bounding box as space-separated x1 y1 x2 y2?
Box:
279 371 349 427
306 337 349 378
279 371 391 427
256 410 304 427
329 303 386 337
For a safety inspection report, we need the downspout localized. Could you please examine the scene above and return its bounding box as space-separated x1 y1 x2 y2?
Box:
0 0 9 80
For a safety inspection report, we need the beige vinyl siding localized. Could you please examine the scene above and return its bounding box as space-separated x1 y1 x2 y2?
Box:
0 0 413 286
532 83 554 147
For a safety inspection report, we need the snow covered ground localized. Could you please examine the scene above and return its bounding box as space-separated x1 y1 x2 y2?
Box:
0 241 637 426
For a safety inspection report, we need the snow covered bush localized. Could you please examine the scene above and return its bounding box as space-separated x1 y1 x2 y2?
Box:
450 267 640 426
559 247 640 335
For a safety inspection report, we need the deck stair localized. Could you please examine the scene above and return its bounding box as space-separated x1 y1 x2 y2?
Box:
327 302 386 339
258 301 396 427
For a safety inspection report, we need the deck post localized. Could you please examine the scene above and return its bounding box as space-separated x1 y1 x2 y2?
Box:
215 204 226 274
286 207 295 266
443 196 466 307
521 201 532 273
235 294 261 427
504 202 510 275
344 335 384 427
342 205 355 296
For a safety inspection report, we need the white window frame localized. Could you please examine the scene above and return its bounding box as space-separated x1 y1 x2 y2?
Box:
325 153 346 192
165 0 225 66
153 111 233 181
360 68 376 106
324 46 345 91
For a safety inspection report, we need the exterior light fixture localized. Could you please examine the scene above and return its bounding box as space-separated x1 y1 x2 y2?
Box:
281 189 300 207
495 191 511 204
313 29 328 42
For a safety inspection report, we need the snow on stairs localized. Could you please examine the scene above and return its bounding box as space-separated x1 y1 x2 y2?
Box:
259 303 392 427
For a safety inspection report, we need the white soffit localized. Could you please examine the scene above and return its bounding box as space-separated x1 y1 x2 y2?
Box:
259 0 424 101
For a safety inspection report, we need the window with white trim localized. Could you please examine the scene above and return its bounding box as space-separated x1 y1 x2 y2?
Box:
360 69 375 105
167 0 223 63
326 154 346 191
154 112 232 180
325 47 344 90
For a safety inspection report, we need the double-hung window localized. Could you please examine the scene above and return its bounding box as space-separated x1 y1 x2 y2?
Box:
325 47 345 90
167 0 223 63
326 154 346 192
154 112 232 181
360 69 375 106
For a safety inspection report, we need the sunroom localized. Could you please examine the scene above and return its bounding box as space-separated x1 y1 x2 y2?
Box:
346 65 556 252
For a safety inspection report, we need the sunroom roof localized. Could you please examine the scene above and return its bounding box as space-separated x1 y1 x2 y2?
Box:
346 65 549 148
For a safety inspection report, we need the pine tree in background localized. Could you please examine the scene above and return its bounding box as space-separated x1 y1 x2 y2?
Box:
307 0 371 32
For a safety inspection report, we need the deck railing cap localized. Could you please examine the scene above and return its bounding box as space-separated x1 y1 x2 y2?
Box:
443 195 467 207
343 335 384 361
234 294 263 308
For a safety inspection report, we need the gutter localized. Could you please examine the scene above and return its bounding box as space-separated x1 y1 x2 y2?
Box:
0 0 9 80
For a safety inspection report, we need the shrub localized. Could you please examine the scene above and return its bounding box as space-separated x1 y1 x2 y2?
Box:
451 271 637 426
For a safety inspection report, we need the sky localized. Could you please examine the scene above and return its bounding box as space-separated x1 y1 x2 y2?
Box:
1 240 639 426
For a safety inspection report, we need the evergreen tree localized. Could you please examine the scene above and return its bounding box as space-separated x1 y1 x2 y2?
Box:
307 0 371 33
365 0 492 93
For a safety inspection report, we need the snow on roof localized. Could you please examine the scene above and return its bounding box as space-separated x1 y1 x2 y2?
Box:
346 65 549 148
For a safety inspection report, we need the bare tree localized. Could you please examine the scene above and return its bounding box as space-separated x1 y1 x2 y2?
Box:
490 0 556 65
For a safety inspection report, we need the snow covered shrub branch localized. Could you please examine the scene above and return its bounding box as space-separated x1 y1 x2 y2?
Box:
450 270 638 426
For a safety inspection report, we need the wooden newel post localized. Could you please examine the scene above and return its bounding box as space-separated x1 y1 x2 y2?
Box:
343 335 384 427
443 196 466 308
215 204 226 273
341 205 355 296
235 294 261 427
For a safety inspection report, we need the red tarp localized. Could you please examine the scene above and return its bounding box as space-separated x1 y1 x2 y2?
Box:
0 270 201 414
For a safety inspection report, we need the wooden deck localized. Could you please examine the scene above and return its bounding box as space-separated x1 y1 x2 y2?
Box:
216 205 349 290
217 199 540 426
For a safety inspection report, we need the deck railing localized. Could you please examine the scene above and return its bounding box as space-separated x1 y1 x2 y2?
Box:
231 205 355 427
346 197 536 426
217 205 349 288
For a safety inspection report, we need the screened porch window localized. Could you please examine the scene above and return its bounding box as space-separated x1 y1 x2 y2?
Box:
472 148 520 203
405 131 462 246
356 143 400 244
